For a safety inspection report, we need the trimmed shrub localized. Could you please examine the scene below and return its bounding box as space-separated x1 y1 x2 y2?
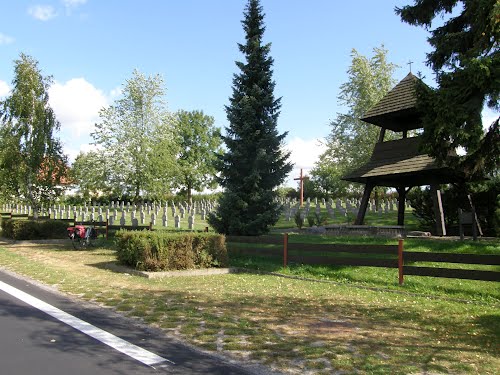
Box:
1 219 68 240
115 230 228 271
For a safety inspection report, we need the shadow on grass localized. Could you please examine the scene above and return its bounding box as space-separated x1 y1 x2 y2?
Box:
87 278 499 374
228 254 500 304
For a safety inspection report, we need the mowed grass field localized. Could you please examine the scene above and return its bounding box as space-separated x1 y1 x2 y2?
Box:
0 232 498 375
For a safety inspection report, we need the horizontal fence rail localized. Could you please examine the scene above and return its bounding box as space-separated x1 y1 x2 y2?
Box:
227 234 500 284
402 266 500 282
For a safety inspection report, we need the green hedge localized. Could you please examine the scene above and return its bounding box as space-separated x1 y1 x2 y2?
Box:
1 219 69 240
115 230 228 271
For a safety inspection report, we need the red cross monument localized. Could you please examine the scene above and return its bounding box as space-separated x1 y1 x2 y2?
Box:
293 168 309 207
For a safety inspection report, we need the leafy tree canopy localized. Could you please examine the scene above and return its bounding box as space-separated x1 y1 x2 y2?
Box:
173 110 222 204
91 69 177 200
0 53 67 210
311 46 398 196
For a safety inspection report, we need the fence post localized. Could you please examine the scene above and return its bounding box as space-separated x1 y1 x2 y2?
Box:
398 239 404 286
283 233 288 268
105 219 109 240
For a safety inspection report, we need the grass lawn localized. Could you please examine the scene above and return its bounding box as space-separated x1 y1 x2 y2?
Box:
229 235 500 304
0 236 498 374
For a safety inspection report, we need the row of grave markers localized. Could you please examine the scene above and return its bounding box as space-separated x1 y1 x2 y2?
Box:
2 200 218 231
280 197 412 222
3 196 411 227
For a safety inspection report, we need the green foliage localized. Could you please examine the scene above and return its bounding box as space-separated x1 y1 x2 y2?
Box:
294 210 304 229
311 46 398 195
407 179 500 236
306 214 315 227
208 0 293 235
275 186 296 200
115 230 227 271
70 150 113 200
1 219 68 240
172 110 222 203
307 212 328 227
91 69 178 200
397 0 500 177
0 53 67 209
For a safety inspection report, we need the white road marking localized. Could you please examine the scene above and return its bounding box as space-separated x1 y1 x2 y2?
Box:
0 280 174 367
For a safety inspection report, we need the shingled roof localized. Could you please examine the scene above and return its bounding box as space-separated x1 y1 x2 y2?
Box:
360 72 421 132
343 136 462 187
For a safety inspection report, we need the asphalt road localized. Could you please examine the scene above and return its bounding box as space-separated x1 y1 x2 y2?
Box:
0 269 276 375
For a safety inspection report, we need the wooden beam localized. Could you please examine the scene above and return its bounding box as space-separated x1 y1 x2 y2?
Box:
430 185 446 236
396 186 408 226
355 183 374 225
378 128 386 143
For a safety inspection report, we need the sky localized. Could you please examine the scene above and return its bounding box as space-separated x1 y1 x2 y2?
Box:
0 0 497 188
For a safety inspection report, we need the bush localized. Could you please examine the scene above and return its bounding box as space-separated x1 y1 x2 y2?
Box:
1 219 68 240
308 212 328 227
306 215 315 227
407 179 500 236
115 230 228 271
294 210 304 229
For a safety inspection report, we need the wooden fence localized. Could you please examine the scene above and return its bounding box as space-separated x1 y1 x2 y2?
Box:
227 234 500 284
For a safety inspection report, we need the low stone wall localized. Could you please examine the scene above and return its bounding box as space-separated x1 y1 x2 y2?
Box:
323 225 405 238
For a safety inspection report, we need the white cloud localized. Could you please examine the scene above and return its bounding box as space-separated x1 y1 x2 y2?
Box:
61 0 87 16
284 137 327 187
0 32 14 45
62 0 87 7
28 5 57 21
65 142 100 163
0 80 10 98
49 78 108 137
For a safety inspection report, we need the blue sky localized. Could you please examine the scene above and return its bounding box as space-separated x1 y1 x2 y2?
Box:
0 0 496 187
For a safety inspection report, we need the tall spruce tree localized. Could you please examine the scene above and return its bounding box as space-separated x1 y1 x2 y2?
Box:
208 0 292 235
396 0 499 178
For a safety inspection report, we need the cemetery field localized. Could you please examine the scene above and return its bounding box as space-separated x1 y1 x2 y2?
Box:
3 198 424 233
0 238 498 374
273 206 421 231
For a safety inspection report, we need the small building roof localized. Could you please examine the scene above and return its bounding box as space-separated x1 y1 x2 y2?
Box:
342 137 463 187
361 72 421 132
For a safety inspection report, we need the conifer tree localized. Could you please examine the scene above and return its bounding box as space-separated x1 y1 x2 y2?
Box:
208 0 292 235
396 0 499 177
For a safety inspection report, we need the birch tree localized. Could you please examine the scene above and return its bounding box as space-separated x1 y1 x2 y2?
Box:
91 70 177 200
311 46 398 196
0 53 67 211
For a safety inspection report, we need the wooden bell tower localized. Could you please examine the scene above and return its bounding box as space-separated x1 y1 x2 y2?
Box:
342 73 463 235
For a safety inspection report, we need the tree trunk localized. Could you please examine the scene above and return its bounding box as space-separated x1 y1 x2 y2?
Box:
187 182 192 206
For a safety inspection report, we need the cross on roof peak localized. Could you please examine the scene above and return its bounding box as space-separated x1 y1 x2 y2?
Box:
407 60 414 73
